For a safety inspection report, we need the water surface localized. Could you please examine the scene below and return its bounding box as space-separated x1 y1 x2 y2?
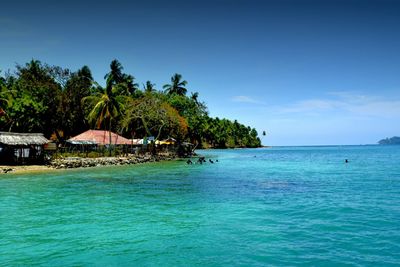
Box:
1 146 399 266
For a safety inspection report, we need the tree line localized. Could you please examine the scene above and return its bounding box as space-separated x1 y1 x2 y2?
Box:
0 59 262 148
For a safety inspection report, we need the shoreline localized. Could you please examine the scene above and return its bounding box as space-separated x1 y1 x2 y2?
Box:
0 153 178 175
0 165 55 175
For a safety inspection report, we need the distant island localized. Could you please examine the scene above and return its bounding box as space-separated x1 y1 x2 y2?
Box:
378 136 400 145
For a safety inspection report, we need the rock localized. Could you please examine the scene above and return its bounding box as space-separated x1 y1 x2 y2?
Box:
48 153 178 170
2 168 14 173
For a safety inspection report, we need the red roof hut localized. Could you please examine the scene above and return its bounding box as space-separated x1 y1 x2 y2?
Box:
68 130 131 145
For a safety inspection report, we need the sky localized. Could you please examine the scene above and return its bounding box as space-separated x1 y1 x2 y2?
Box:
1 0 400 145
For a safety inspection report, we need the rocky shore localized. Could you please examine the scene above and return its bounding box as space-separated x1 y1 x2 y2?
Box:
50 154 176 169
1 153 177 174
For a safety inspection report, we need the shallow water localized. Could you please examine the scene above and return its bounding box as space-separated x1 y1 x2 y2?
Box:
1 146 400 266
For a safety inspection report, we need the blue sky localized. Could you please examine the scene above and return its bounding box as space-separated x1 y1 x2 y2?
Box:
1 0 400 145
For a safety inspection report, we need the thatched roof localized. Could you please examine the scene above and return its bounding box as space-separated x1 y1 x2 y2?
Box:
68 130 131 145
0 132 49 146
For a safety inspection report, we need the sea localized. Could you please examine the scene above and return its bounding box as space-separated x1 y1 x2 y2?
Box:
0 145 399 266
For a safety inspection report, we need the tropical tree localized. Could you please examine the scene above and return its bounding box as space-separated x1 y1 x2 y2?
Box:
143 80 156 93
163 73 188 96
83 60 131 154
1 59 263 152
2 60 62 136
122 94 188 142
105 59 138 96
61 65 94 138
83 85 125 155
104 59 124 89
191 92 199 104
0 80 8 118
122 74 139 95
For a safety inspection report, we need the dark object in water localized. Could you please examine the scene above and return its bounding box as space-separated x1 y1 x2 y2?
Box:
209 159 214 164
216 159 219 162
345 159 349 163
186 159 193 165
197 157 206 164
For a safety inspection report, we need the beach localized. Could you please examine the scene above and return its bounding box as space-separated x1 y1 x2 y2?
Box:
0 165 54 174
0 153 177 175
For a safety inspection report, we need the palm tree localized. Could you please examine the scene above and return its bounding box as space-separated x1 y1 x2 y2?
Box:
104 59 124 90
83 85 124 155
124 74 139 95
105 60 138 96
163 73 188 96
191 92 199 104
143 81 156 93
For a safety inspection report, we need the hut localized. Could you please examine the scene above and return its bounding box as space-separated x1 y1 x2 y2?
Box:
128 139 144 154
130 138 143 145
0 132 49 164
68 130 132 145
66 130 133 154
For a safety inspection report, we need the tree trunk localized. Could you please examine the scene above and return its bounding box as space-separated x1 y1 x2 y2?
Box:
109 119 112 156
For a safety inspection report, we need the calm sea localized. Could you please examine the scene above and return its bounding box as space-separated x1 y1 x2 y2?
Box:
1 146 399 266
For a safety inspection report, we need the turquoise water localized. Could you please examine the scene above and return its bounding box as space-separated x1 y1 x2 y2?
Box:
1 146 400 266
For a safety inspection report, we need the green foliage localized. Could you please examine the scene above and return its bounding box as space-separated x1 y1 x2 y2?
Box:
143 81 156 93
163 73 188 96
0 60 62 136
61 66 94 138
105 59 138 96
122 93 188 141
0 60 262 148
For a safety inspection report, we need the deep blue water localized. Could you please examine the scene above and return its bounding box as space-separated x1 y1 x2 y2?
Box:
0 145 399 266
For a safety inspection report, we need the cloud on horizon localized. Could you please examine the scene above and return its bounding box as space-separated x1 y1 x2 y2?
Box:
272 92 400 119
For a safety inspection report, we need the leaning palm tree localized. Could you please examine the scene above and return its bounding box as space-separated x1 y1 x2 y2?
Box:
163 73 188 96
83 85 124 155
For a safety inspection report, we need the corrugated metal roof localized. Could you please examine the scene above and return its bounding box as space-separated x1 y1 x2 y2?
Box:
130 139 143 145
66 140 97 145
0 132 49 145
68 130 132 145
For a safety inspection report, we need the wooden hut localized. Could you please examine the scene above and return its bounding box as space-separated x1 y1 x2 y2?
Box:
0 132 49 164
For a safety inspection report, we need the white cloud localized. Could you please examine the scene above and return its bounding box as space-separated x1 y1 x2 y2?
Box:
231 95 262 104
273 92 400 118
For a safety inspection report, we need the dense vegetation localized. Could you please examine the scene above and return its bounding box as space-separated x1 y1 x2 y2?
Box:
378 136 400 145
0 60 261 148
